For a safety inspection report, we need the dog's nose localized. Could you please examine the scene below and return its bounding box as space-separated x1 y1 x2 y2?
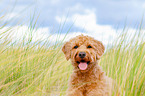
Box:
79 52 86 58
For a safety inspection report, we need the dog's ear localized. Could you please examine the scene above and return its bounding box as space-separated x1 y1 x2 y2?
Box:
93 40 105 60
62 42 71 60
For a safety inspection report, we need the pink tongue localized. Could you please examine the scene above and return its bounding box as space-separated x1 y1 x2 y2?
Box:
78 62 88 70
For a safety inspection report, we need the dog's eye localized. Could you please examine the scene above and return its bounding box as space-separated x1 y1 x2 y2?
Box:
87 45 92 48
74 46 78 49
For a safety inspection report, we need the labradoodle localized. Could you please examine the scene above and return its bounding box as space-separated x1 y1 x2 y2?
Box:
62 35 114 96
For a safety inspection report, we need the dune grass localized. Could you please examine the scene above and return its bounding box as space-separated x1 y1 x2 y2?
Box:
0 15 145 96
0 28 144 96
101 30 145 96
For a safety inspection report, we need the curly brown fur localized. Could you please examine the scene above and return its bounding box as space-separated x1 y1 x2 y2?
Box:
62 35 114 96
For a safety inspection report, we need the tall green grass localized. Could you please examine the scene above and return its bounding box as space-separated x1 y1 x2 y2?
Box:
101 28 145 95
0 15 145 96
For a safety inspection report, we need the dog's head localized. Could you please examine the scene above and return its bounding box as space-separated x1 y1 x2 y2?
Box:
62 35 105 72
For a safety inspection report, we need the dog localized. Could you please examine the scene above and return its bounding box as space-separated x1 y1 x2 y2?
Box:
62 35 114 96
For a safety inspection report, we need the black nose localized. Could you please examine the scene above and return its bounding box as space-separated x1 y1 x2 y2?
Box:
79 52 86 58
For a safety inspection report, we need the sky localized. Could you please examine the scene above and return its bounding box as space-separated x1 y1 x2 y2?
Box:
0 0 145 46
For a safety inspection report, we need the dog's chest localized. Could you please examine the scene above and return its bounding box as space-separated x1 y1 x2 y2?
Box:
78 74 98 88
79 78 108 96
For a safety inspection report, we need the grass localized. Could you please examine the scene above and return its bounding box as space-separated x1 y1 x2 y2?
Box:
0 14 145 96
101 31 145 95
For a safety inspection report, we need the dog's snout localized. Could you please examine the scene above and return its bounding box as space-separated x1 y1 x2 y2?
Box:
79 52 86 58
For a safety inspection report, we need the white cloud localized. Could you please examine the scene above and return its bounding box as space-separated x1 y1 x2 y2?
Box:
48 32 86 43
0 25 87 45
55 15 67 24
0 26 50 44
0 26 84 45
55 9 145 46
142 2 145 9
71 10 97 30
55 9 118 45
2 12 19 22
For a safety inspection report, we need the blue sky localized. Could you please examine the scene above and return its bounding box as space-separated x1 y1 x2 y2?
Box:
0 0 145 45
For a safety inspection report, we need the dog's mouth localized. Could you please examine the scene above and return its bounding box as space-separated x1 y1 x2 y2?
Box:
76 60 90 70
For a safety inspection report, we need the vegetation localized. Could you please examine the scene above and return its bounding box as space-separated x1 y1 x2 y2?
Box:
0 13 144 96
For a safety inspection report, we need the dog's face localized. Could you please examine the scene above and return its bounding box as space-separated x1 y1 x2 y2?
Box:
62 35 105 72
